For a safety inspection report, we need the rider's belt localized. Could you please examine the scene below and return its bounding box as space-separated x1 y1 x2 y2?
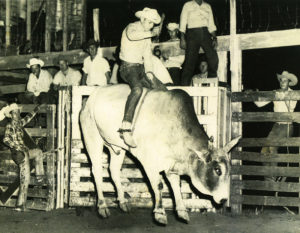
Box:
121 60 142 67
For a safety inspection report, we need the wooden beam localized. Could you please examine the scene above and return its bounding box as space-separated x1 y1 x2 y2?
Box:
0 71 29 80
62 0 67 51
0 84 26 95
93 8 100 42
26 0 31 41
232 112 300 123
80 0 87 45
0 50 88 70
231 151 300 163
45 0 56 52
229 0 242 215
5 0 11 47
232 90 300 102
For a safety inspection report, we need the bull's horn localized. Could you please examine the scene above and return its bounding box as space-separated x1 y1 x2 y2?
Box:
193 149 211 163
224 136 241 153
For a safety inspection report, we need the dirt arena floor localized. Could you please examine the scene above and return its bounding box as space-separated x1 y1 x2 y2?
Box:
1 207 300 233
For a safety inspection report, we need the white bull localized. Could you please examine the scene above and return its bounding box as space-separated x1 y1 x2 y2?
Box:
80 84 239 225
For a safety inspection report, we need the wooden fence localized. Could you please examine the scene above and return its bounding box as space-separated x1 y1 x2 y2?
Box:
230 90 300 214
68 84 231 210
0 104 56 211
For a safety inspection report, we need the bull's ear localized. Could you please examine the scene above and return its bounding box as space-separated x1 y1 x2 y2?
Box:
193 149 211 163
224 136 241 153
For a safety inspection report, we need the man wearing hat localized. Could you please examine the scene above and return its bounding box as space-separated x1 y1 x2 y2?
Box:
53 55 82 90
23 58 53 104
179 0 219 85
118 7 166 147
162 22 185 85
81 39 111 86
254 71 298 181
1 103 45 211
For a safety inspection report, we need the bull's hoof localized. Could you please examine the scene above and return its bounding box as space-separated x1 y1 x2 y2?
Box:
177 210 190 223
119 201 131 213
154 211 168 225
98 207 110 218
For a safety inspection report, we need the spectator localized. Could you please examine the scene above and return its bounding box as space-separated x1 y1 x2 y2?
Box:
22 58 53 104
81 39 111 86
253 71 298 181
110 46 122 84
1 103 45 212
161 23 185 85
180 0 218 85
53 55 82 90
191 59 209 86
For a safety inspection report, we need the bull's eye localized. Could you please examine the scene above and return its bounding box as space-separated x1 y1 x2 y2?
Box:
214 167 222 176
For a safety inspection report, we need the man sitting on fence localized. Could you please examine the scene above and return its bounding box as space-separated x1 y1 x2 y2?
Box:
1 103 45 212
254 71 298 181
20 58 54 104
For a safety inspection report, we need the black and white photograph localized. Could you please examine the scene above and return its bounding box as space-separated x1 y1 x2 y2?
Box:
0 0 300 232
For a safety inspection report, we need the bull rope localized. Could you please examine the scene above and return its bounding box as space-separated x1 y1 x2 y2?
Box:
131 88 150 133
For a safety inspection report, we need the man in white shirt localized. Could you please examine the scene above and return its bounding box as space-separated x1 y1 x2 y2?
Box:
24 58 53 104
118 7 165 148
191 60 208 86
53 56 82 90
179 0 218 85
254 71 298 181
82 39 111 86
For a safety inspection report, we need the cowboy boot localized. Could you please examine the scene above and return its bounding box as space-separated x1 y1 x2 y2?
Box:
118 121 137 148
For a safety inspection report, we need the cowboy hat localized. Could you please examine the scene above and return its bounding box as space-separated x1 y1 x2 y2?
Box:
277 71 298 87
166 23 179 31
0 103 20 120
26 58 44 69
135 8 161 24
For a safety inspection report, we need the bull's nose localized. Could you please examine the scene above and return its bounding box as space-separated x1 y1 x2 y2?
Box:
220 198 227 205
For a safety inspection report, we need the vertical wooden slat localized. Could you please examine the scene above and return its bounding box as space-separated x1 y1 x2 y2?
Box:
217 51 228 83
45 0 56 52
80 0 86 45
64 90 71 204
26 0 31 41
230 0 243 214
62 0 68 51
46 105 56 211
5 0 11 47
56 91 62 208
93 8 100 42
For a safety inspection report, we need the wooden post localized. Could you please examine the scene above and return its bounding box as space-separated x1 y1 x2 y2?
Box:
62 0 68 51
26 0 31 41
64 89 71 204
5 0 11 47
46 105 56 211
80 0 86 45
93 8 100 42
230 0 243 214
45 0 56 52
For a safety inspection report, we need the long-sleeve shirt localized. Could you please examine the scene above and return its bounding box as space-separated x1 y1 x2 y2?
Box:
3 109 38 151
119 21 154 73
27 69 53 97
179 0 217 34
254 89 297 113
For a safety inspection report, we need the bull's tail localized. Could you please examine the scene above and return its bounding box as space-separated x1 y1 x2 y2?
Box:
80 104 107 210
